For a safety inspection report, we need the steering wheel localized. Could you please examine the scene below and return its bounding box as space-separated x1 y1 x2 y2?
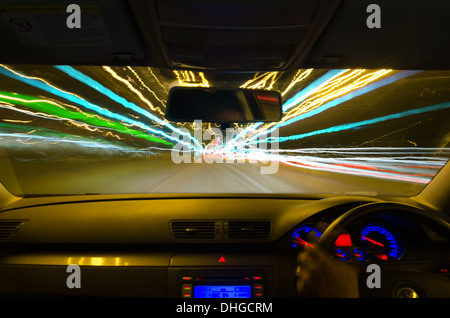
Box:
318 201 450 248
309 201 450 298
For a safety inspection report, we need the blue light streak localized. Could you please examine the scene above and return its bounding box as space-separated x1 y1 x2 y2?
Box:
54 66 200 148
0 66 196 149
282 69 348 111
267 101 450 143
240 71 422 146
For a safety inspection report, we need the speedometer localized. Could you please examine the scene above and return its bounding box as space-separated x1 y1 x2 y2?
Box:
291 226 321 249
360 225 403 260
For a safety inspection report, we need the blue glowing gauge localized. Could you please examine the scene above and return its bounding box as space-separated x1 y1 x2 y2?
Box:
335 248 352 262
292 226 321 248
353 248 369 262
360 225 403 260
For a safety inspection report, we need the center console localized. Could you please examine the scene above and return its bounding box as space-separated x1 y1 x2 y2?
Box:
170 268 269 298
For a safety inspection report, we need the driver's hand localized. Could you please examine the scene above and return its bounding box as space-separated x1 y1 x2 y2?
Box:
296 246 359 298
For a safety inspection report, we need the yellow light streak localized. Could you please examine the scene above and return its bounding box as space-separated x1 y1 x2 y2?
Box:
103 66 165 116
242 69 393 141
240 72 280 90
127 66 167 108
174 70 210 87
281 69 313 96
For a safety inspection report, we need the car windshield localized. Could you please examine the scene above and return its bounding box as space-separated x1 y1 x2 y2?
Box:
0 65 449 197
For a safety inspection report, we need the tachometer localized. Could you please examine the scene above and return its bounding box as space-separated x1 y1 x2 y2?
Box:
292 226 321 248
360 225 403 260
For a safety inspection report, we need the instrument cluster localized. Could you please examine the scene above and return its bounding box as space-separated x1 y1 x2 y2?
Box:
291 222 404 263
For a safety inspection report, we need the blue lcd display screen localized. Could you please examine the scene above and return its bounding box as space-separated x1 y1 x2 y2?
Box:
194 285 251 298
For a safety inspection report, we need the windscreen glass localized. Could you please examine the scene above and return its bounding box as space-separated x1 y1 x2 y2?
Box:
0 65 449 197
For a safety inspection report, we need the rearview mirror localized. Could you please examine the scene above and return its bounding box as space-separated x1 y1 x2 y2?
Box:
165 87 282 123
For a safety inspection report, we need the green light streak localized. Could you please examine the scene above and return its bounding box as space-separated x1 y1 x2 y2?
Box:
0 91 174 146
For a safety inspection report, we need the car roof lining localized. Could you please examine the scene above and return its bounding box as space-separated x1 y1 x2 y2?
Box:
0 0 449 71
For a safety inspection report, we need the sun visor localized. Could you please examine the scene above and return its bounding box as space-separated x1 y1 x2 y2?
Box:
0 0 147 65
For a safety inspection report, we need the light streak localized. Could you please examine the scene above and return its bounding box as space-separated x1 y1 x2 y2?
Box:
103 66 165 115
268 69 393 131
2 119 32 124
282 69 347 110
277 69 404 127
127 66 167 108
226 69 350 149
147 67 168 93
0 64 448 189
207 145 448 184
0 131 132 151
234 70 420 146
268 101 450 144
173 70 210 87
281 69 313 96
0 91 173 145
0 65 196 148
54 65 199 147
240 71 280 90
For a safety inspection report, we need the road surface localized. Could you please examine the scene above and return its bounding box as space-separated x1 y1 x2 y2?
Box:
3 157 425 197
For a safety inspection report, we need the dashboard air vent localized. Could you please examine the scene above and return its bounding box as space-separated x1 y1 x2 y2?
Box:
228 221 271 239
0 220 26 239
172 221 216 239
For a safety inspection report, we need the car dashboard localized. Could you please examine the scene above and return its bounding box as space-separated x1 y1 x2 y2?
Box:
288 203 450 298
0 194 449 298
